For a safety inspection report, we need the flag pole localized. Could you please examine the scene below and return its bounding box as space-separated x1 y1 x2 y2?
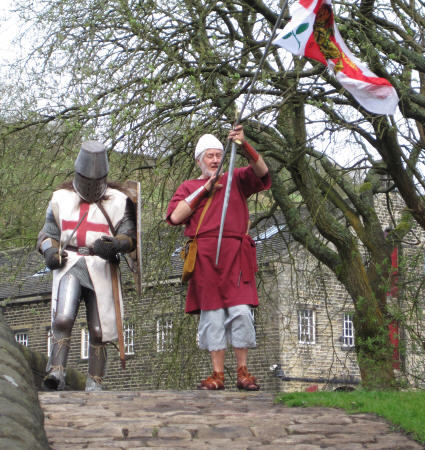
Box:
215 0 290 265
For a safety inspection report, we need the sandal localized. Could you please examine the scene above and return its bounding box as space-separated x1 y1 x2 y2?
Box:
236 366 260 391
197 371 225 390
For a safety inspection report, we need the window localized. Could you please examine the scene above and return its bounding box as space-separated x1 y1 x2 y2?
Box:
47 329 52 356
156 317 173 352
81 328 89 359
298 309 315 344
124 324 135 355
15 332 28 346
342 313 355 348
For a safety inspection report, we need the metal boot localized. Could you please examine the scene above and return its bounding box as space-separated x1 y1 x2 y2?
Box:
85 343 107 392
43 333 71 390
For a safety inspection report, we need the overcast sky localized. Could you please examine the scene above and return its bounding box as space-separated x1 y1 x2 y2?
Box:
0 1 24 65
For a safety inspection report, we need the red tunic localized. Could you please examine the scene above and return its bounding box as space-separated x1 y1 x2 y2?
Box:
167 166 271 313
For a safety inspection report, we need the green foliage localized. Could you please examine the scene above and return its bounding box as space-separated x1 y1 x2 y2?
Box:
0 122 80 249
1 0 424 390
276 390 425 444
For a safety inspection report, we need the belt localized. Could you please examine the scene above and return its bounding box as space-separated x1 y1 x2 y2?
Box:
66 245 95 256
195 232 243 240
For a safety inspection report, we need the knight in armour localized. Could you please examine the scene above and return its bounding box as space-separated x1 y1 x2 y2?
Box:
37 141 137 391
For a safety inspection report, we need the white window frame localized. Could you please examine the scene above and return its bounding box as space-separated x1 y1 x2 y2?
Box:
156 316 173 353
15 332 28 347
47 329 52 357
124 324 135 355
81 328 89 359
298 309 315 344
342 313 355 348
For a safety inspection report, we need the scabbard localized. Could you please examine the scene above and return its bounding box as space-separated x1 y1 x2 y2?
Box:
110 262 126 369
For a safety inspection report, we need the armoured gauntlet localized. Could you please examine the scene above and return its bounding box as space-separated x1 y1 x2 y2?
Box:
41 238 67 270
93 234 134 261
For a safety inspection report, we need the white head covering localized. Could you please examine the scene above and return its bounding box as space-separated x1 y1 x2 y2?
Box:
194 134 223 160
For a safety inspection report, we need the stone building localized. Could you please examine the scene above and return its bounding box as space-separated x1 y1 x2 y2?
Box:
0 235 284 392
1 194 424 392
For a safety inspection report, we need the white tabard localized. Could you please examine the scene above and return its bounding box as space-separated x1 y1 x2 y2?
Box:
50 187 128 342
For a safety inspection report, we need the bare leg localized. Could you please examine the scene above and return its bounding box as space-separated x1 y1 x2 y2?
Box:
234 347 260 391
198 350 226 390
234 347 248 369
210 349 226 372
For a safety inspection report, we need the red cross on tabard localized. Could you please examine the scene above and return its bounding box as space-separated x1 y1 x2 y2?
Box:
62 202 110 247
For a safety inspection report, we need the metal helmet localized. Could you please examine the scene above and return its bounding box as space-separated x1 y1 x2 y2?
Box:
73 141 109 203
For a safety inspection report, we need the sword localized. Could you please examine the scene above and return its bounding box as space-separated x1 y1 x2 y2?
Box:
59 211 88 264
215 140 237 266
214 0 289 265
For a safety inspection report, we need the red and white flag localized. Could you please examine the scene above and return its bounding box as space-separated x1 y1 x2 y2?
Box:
273 0 399 115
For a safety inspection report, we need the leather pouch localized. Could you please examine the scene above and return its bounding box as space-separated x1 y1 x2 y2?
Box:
180 238 198 283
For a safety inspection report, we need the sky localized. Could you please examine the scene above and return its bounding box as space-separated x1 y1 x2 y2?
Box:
0 0 407 169
0 1 24 66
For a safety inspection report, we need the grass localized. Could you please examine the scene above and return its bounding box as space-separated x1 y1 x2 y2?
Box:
275 390 425 444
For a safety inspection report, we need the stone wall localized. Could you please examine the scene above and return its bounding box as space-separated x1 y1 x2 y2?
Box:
0 310 49 450
2 273 283 392
3 192 424 392
275 254 361 391
269 192 425 391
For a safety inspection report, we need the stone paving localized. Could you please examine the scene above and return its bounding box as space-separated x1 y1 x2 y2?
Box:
39 390 423 449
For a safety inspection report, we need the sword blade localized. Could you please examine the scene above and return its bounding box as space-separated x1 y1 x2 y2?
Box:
60 211 88 256
215 141 237 265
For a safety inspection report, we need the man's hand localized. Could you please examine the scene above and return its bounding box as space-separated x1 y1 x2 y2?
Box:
44 247 67 270
228 124 260 162
204 172 223 193
93 234 134 260
228 124 244 145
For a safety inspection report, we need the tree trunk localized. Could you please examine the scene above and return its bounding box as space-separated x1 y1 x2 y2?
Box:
339 250 395 389
273 98 397 389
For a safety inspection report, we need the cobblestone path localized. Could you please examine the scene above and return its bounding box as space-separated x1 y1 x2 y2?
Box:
39 390 423 449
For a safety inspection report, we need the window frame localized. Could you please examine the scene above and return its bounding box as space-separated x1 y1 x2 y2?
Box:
156 316 173 353
14 331 29 347
342 312 355 349
47 328 52 356
298 309 316 345
80 328 89 360
124 323 135 355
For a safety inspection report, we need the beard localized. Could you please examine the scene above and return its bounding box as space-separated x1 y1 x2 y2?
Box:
198 159 218 178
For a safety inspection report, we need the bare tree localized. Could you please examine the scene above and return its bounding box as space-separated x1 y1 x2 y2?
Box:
4 0 424 388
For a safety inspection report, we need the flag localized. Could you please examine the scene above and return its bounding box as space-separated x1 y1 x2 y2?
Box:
273 0 399 115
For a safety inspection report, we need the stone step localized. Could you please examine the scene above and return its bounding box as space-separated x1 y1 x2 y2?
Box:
39 390 422 449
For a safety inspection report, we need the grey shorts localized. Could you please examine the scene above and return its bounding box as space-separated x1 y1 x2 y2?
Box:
198 304 256 351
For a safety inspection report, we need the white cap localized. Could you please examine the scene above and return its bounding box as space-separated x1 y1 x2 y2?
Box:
194 134 223 160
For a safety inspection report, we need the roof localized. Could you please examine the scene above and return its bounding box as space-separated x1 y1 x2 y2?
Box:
0 248 52 301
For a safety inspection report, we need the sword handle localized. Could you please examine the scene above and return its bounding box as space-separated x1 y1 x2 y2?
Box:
232 110 242 145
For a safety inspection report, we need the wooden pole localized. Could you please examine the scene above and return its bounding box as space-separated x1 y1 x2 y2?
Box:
110 263 126 369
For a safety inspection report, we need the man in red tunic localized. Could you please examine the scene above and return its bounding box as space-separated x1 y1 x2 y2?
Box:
166 125 270 390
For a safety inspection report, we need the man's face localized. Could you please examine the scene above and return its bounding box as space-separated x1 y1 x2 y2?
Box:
198 148 223 178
